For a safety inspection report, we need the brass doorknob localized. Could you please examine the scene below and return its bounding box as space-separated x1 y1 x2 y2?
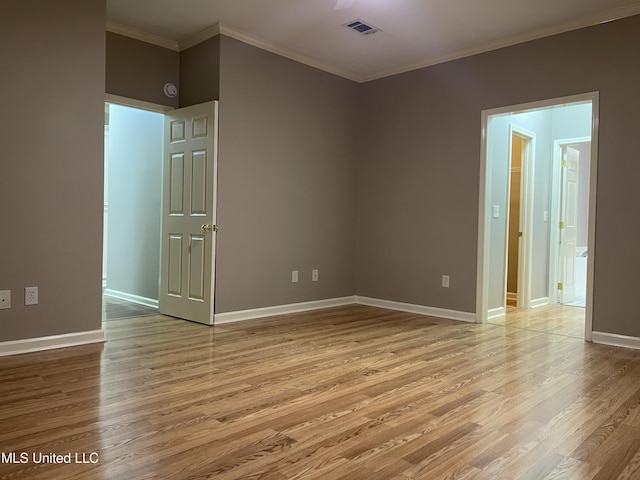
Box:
201 224 218 233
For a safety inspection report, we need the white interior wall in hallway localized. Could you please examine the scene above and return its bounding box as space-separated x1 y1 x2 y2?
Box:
487 109 552 310
486 102 592 311
105 104 163 304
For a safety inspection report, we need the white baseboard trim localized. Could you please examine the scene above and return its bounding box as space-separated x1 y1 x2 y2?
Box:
214 296 357 324
0 330 106 357
531 297 549 308
355 296 477 323
592 331 640 350
104 289 158 309
215 295 478 325
487 306 506 320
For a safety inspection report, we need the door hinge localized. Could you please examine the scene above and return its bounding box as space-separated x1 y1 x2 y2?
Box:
558 282 563 291
559 221 565 229
562 160 567 168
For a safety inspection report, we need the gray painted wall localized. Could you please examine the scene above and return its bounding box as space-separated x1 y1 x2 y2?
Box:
357 15 640 336
356 65 482 313
215 36 358 312
180 35 221 107
3 6 640 344
106 32 180 108
0 0 105 341
106 104 163 301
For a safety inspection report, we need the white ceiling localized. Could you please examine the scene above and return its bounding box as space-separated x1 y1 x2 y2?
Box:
106 0 640 82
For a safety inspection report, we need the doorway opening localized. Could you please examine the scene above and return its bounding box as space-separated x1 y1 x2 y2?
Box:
102 95 219 326
551 139 591 308
477 92 599 341
505 126 535 310
102 97 168 319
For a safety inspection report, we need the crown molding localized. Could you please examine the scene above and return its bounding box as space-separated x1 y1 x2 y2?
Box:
361 4 640 82
178 23 221 51
180 22 359 82
107 21 180 51
107 4 640 83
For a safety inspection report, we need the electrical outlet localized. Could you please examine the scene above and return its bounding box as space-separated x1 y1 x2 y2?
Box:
0 290 10 309
312 269 319 282
292 270 299 283
442 275 450 288
25 286 38 305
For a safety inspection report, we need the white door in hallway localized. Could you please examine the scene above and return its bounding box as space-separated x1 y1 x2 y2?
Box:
559 145 579 304
159 101 218 325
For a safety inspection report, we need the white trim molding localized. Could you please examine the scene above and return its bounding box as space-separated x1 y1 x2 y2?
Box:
355 296 477 323
107 22 180 51
592 332 640 351
205 23 358 82
0 330 106 357
105 94 174 113
530 297 549 309
103 289 159 309
361 4 640 82
215 295 477 324
178 23 221 51
214 296 357 324
487 306 506 321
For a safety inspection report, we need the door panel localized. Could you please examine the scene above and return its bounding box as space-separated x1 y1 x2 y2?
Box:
188 234 206 300
191 150 208 214
167 235 183 296
159 101 218 325
169 153 185 214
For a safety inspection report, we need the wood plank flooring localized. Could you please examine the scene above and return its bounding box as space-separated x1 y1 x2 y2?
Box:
1 304 639 479
102 297 158 321
493 304 586 339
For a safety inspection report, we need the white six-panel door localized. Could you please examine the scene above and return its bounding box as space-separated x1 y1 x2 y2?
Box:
159 101 218 325
559 145 579 304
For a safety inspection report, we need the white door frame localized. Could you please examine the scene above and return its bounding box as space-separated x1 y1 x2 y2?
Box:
505 125 536 310
477 92 599 342
105 93 174 114
549 136 591 306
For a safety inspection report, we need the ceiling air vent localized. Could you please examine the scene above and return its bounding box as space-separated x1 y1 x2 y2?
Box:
343 19 380 36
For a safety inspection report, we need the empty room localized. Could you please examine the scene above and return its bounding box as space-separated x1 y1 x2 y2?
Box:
2 1 640 478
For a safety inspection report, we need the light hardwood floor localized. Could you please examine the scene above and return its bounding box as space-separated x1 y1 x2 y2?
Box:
493 304 586 339
1 304 639 479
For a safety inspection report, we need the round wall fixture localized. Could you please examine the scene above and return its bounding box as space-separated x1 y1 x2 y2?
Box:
164 82 178 98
